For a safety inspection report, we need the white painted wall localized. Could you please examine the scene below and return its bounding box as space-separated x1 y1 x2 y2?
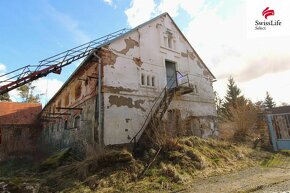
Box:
102 14 216 145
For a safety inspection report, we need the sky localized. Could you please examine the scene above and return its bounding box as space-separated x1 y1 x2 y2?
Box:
0 0 290 106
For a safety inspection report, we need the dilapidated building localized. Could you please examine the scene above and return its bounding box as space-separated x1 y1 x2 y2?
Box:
40 13 217 153
0 102 42 160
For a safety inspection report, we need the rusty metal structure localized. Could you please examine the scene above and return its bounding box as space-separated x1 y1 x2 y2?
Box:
0 28 129 95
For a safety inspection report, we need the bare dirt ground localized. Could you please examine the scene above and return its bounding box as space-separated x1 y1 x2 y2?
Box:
184 166 290 193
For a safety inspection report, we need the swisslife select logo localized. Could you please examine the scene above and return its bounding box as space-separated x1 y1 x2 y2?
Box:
247 1 290 37
262 7 274 19
255 7 282 30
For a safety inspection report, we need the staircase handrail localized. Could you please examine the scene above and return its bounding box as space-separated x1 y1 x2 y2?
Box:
130 71 189 144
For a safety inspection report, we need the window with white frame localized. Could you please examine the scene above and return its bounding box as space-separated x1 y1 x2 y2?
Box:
163 30 176 50
140 73 156 88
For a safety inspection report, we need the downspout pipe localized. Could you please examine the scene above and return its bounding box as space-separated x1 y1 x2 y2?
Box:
93 51 104 146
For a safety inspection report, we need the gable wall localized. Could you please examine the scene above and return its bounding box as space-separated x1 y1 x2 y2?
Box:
102 14 217 145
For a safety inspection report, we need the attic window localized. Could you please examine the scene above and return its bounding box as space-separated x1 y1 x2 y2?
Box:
164 31 175 50
168 37 173 49
164 37 168 47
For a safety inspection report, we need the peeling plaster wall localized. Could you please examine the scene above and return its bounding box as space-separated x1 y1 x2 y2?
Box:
40 60 100 153
102 14 216 145
40 14 217 149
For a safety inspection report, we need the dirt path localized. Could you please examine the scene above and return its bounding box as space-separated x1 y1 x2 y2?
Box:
184 167 290 193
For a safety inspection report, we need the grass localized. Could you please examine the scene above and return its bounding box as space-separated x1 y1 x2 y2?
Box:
39 147 72 172
261 151 290 168
0 136 282 192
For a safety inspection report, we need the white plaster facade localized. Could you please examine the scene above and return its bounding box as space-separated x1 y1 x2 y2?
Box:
40 13 217 151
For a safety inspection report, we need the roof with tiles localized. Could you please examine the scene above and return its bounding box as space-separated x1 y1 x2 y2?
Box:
0 102 42 125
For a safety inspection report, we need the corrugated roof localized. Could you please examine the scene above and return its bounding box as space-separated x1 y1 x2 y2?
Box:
267 106 290 114
0 102 42 125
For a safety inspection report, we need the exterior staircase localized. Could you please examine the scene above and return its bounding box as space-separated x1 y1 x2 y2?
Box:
131 71 194 149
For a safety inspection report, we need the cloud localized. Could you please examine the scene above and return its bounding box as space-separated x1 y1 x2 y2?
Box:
157 0 206 18
217 54 290 82
103 0 114 7
238 69 290 105
125 0 157 27
32 78 64 106
0 63 6 73
44 2 91 44
0 63 19 101
124 0 290 104
0 63 9 86
0 62 63 105
181 0 290 86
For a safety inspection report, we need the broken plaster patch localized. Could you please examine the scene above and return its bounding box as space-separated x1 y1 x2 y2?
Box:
203 70 210 77
133 57 143 67
108 95 145 112
115 37 139 55
181 51 195 60
103 86 137 94
196 60 203 69
99 49 118 68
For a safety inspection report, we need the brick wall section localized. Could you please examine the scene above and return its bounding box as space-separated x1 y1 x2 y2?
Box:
0 102 42 160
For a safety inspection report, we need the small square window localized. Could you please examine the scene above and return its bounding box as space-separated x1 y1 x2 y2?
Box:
57 100 61 111
141 73 145 85
194 85 198 93
152 76 155 87
64 120 68 130
74 116 81 129
65 93 70 106
167 32 173 49
147 76 150 86
164 37 168 47
75 83 82 100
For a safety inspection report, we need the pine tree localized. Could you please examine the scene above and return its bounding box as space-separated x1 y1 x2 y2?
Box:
224 76 241 108
264 91 276 109
0 92 11 101
222 76 243 119
17 83 40 103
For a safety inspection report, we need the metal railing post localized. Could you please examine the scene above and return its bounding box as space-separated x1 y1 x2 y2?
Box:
266 114 278 151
